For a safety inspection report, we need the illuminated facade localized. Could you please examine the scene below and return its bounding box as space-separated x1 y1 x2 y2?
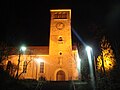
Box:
3 9 80 81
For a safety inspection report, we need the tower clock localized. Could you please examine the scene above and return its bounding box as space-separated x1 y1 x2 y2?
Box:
56 22 65 30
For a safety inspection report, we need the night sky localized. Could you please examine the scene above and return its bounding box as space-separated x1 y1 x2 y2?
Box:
1 0 120 47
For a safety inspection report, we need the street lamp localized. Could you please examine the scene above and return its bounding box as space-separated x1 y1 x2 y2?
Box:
86 46 96 90
21 46 26 52
15 45 26 79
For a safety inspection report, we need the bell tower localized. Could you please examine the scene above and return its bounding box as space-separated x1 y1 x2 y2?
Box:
49 9 72 55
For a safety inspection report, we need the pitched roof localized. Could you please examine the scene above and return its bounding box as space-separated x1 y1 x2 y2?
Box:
10 46 49 55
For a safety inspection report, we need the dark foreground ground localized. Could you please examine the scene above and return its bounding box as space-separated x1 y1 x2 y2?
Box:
1 79 120 90
0 79 93 90
1 69 120 90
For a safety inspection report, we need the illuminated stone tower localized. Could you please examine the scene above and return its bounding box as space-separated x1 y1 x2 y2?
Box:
49 9 75 80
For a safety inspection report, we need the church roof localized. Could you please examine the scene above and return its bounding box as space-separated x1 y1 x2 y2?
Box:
10 46 49 55
26 46 49 55
10 45 77 55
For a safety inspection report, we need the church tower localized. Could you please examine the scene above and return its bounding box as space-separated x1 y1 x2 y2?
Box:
49 9 74 80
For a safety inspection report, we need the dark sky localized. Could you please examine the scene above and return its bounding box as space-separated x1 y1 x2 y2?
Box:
1 0 120 46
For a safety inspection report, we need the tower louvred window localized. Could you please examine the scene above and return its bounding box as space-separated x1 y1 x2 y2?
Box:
58 37 63 41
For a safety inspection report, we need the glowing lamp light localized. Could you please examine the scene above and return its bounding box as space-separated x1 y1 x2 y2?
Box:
20 46 26 52
35 58 44 63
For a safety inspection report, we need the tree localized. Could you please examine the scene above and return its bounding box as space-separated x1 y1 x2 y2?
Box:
16 56 33 79
95 36 117 90
15 48 36 79
97 36 116 75
0 42 12 71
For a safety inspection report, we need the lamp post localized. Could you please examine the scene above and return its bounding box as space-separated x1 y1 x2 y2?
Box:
86 46 96 90
15 46 26 79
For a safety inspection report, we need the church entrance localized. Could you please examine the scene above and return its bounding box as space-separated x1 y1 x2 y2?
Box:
56 70 65 81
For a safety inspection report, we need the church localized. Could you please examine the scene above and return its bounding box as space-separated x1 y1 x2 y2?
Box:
3 9 81 81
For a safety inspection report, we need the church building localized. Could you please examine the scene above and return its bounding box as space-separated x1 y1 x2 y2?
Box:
3 9 80 81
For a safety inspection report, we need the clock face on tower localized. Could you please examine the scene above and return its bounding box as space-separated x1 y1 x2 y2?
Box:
56 22 65 30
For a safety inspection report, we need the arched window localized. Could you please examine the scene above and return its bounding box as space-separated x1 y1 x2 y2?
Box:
23 61 27 73
40 62 44 73
58 36 63 41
